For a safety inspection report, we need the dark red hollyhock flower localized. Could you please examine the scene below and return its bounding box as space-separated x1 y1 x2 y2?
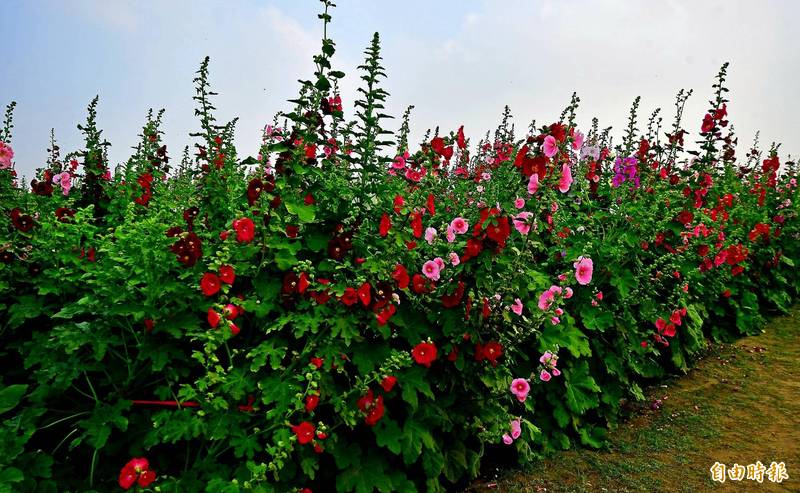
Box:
697 244 710 257
447 347 459 362
676 210 694 225
375 304 396 326
701 114 714 133
357 282 371 307
0 251 14 264
286 225 299 238
55 207 76 222
10 208 34 232
165 225 183 237
411 342 437 367
291 421 316 445
171 232 203 266
410 211 423 238
298 272 310 294
461 238 483 262
341 287 358 306
441 281 465 308
485 216 511 247
305 394 320 412
392 264 410 289
411 273 433 294
481 297 491 320
31 178 54 196
208 308 221 328
393 194 405 213
426 193 436 216
406 241 417 250
304 193 315 205
200 273 221 296
328 237 347 260
441 145 454 161
281 272 300 295
379 213 391 237
183 207 200 229
118 458 156 490
373 282 393 304
457 126 466 149
232 217 255 243
218 265 235 284
713 104 727 121
247 178 264 206
381 376 397 392
144 319 155 333
430 136 446 155
549 122 567 142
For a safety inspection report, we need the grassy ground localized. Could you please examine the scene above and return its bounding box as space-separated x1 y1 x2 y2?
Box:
470 307 800 492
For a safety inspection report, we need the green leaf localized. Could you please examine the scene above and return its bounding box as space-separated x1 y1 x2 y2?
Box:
400 418 434 464
0 467 23 484
284 199 316 223
610 269 637 298
0 384 28 414
336 454 393 493
373 418 402 455
538 319 591 357
564 360 601 415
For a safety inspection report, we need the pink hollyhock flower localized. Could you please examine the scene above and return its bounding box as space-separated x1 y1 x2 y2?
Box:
552 368 561 377
539 351 553 364
558 273 567 282
392 153 408 169
502 433 513 445
527 174 539 194
555 308 563 316
574 256 593 285
511 298 523 316
538 290 555 311
543 135 558 158
572 130 584 150
446 226 456 243
450 217 468 234
0 141 13 168
540 370 552 382
558 164 573 193
510 378 530 402
424 227 437 245
514 198 525 209
564 287 573 299
449 252 460 266
52 171 72 196
422 260 441 281
596 291 603 300
551 202 559 213
510 419 522 439
550 316 560 325
434 257 445 270
591 299 599 306
513 211 533 235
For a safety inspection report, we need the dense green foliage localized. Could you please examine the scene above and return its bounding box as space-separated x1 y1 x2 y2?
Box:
1 4 798 492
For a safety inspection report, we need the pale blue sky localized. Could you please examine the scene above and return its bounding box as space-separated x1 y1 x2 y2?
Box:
2 0 798 178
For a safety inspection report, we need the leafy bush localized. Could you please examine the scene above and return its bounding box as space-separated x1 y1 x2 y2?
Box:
1 3 798 492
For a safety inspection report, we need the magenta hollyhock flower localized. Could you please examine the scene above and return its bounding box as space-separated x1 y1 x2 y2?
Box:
558 164 573 193
510 419 522 439
527 174 539 195
543 135 558 158
514 198 525 209
513 211 533 235
502 433 513 445
574 256 594 285
450 217 468 234
510 378 530 402
422 260 441 281
511 298 523 316
540 370 552 382
424 227 437 244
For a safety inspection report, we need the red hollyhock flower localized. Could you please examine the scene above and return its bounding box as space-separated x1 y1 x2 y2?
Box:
457 126 466 149
411 342 437 367
426 193 435 216
411 273 433 294
286 225 299 238
310 357 324 369
200 273 221 296
410 211 423 238
144 319 154 333
475 341 503 366
207 308 221 328
223 304 239 320
392 264 410 289
441 281 465 308
118 458 155 490
549 122 567 142
485 216 511 247
232 217 255 243
375 303 396 326
291 421 316 445
701 114 714 133
430 136 446 155
305 394 320 412
379 213 391 237
218 265 235 284
304 193 315 205
229 322 241 336
393 194 405 213
381 376 397 392
298 272 310 294
357 390 385 426
357 282 371 307
341 287 358 306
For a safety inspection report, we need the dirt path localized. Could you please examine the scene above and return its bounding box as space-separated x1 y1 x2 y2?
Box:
471 307 800 492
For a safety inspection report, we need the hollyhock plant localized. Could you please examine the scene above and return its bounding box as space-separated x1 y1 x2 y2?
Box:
574 256 594 285
422 260 441 281
510 378 530 402
450 217 468 234
0 141 13 168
